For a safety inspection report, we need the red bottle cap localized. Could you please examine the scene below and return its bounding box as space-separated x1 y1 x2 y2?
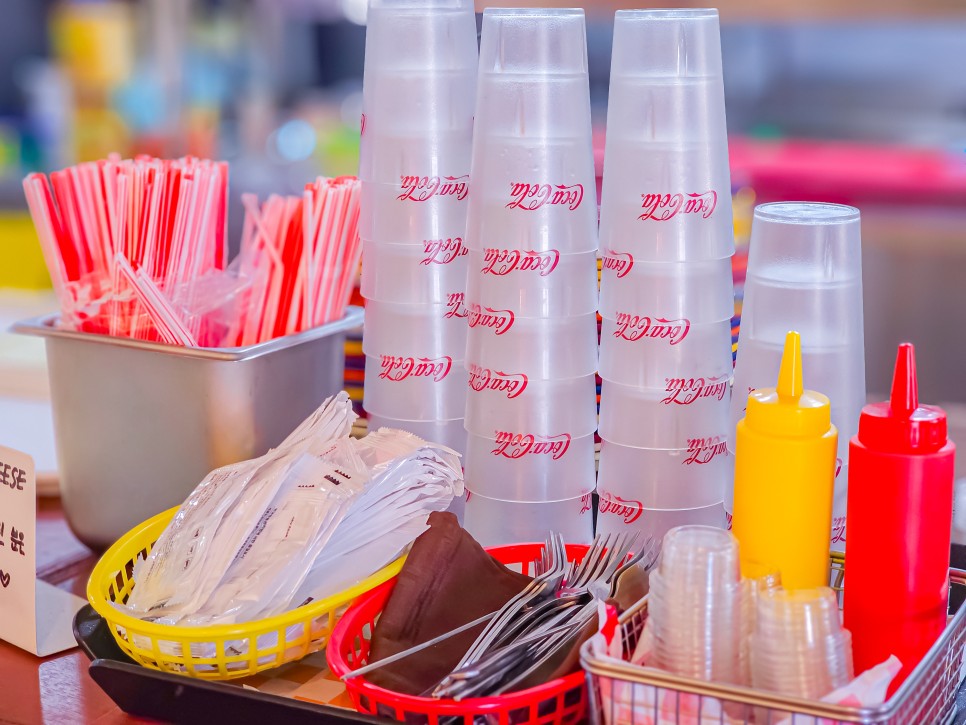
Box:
857 343 947 454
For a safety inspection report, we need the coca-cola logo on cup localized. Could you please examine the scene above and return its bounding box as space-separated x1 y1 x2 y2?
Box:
725 511 733 531
506 182 584 211
598 495 643 524
467 364 528 399
613 313 690 345
467 303 515 335
579 493 593 515
831 515 846 545
684 436 729 465
662 374 729 405
835 457 843 479
639 191 717 221
491 431 571 460
378 355 452 382
360 113 367 136
601 250 634 279
481 248 560 277
422 238 467 265
398 175 470 202
444 292 468 319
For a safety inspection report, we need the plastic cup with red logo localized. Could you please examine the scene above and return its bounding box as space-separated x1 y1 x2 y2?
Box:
463 489 594 546
595 8 735 540
359 0 480 461
727 202 866 552
461 8 600 544
465 248 599 318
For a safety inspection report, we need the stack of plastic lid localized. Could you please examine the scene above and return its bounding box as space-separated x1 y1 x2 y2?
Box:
462 8 599 546
595 10 735 541
359 0 478 456
726 202 865 552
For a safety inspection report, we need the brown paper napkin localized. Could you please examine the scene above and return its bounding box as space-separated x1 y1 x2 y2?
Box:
365 511 532 695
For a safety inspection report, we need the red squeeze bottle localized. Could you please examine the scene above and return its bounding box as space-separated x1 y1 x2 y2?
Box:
843 343 955 693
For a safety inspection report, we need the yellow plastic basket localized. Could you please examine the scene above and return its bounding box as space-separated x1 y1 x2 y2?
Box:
87 506 406 680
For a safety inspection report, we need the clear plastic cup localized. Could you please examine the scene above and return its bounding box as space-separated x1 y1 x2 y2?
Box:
598 255 733 324
595 499 727 542
464 371 598 439
604 79 727 147
363 353 467 420
598 379 731 450
462 430 595 502
465 311 598 380
365 413 467 456
359 131 473 186
464 489 594 546
361 238 469 305
596 438 728 510
363 0 478 75
361 298 468 359
599 315 732 389
465 139 598 255
465 248 598 318
360 180 470 246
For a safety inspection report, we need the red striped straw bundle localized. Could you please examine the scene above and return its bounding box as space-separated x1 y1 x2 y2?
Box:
230 176 362 347
23 156 362 348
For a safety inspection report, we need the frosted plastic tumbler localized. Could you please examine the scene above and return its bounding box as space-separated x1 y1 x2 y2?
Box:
599 255 733 324
361 298 468 359
598 379 731 450
464 489 594 546
465 311 598 380
366 413 467 456
466 248 599 318
363 353 467 420
599 316 733 389
362 238 469 305
596 438 729 510
463 431 596 502
465 371 598 439
598 10 733 262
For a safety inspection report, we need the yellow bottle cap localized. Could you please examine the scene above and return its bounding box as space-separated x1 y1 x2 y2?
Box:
745 331 832 438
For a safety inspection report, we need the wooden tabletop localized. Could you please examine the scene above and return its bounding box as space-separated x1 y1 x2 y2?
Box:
0 498 148 725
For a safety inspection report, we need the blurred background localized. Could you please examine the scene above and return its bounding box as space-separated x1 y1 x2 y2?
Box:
0 0 964 479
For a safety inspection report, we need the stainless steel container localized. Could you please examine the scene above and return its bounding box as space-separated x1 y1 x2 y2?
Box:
14 307 364 550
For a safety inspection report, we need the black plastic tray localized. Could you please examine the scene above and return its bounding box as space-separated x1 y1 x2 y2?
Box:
74 605 385 725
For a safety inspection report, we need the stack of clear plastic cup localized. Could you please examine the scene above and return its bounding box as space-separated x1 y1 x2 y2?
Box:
648 526 742 682
727 202 865 552
595 9 735 541
750 587 855 699
359 0 478 456
462 8 599 546
739 563 782 687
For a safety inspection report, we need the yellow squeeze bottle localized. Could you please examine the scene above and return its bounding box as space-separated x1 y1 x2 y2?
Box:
732 331 838 589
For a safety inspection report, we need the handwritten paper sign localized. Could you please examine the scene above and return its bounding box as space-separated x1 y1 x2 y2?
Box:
0 445 85 656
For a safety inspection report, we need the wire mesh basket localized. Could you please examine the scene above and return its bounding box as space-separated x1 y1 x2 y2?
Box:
581 552 966 724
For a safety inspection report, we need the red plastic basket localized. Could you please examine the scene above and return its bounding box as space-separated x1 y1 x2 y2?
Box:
327 543 591 725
